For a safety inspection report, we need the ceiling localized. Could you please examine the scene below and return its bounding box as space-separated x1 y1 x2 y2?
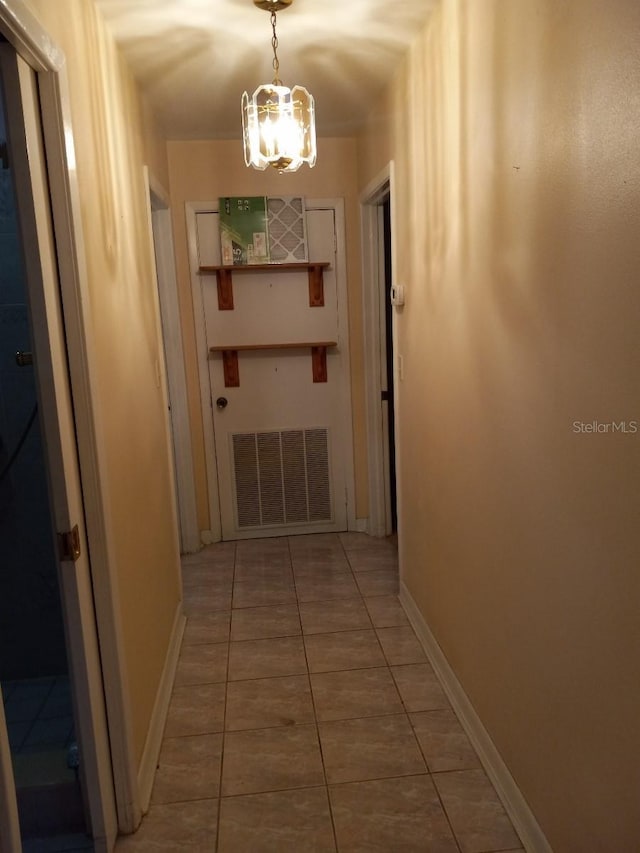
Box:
94 0 437 140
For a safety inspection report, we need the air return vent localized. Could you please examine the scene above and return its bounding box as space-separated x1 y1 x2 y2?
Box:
267 197 308 263
232 428 331 529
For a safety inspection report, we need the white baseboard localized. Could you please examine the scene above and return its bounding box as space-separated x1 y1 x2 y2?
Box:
352 517 368 533
181 530 203 554
399 581 552 853
136 603 186 812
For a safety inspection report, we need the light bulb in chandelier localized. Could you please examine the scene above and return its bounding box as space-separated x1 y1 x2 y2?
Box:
241 0 316 173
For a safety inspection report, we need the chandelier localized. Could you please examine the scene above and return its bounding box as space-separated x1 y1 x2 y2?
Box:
241 0 317 173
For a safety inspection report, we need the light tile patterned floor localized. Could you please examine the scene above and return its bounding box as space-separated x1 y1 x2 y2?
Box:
116 533 524 852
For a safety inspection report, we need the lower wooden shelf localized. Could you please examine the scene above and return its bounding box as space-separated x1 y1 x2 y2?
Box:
209 341 337 387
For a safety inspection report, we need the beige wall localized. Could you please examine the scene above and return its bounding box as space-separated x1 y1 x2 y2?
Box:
358 0 640 849
167 137 368 528
21 0 182 768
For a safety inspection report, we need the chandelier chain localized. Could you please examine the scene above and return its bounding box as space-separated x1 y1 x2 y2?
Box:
270 10 282 85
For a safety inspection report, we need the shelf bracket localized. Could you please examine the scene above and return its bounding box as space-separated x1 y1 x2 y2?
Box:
212 341 335 387
201 262 330 310
221 350 240 386
216 268 234 310
308 265 325 307
311 345 328 382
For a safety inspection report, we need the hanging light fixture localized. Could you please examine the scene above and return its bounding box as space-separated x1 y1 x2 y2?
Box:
242 0 317 173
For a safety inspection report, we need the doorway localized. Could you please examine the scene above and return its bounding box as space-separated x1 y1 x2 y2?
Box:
0 31 117 852
382 198 397 533
0 51 89 849
361 165 399 537
147 173 199 554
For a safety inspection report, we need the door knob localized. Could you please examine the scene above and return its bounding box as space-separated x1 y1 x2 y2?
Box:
216 397 228 409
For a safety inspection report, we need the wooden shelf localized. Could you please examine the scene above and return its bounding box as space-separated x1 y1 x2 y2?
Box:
209 341 337 352
199 262 331 310
209 341 337 387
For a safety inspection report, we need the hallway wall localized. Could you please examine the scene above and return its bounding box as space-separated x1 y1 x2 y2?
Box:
166 138 368 531
19 0 182 774
357 0 640 849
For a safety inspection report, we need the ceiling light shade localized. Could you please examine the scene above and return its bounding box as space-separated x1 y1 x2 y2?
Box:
241 1 317 173
242 84 316 173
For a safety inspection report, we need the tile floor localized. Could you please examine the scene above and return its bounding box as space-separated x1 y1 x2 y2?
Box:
2 676 74 759
1 677 90 850
116 533 524 853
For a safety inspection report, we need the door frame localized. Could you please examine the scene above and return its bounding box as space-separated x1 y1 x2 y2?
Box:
0 0 139 841
0 693 21 852
145 169 200 554
360 162 400 537
186 197 357 541
0 42 118 850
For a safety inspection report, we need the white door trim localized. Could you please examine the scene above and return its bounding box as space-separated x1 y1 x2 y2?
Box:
360 162 399 537
146 170 200 553
308 198 357 532
186 197 356 540
186 200 223 543
0 687 21 852
0 0 139 838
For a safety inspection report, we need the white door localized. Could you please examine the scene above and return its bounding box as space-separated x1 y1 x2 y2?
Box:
0 47 116 850
195 205 350 540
